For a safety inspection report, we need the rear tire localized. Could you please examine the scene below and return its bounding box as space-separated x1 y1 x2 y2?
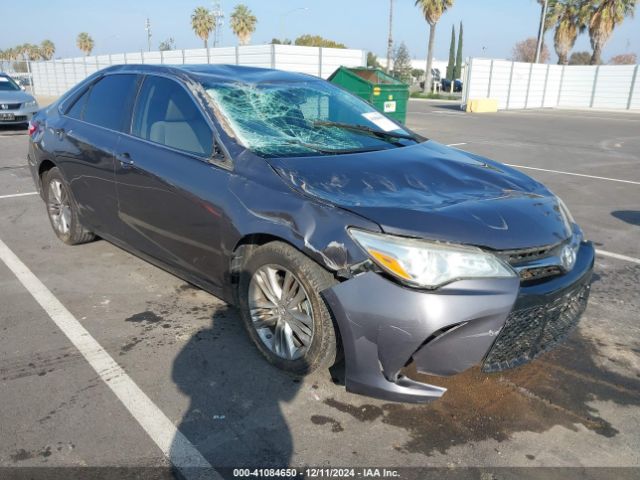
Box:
43 167 95 245
238 241 338 375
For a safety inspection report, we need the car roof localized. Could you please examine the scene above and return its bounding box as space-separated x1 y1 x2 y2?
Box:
101 63 319 85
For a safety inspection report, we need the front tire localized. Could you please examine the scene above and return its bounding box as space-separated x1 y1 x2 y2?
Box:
43 167 95 245
238 241 338 375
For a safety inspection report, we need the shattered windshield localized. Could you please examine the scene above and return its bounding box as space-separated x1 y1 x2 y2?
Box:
203 80 417 157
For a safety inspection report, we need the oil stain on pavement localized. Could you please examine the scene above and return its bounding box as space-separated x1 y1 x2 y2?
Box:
324 332 640 456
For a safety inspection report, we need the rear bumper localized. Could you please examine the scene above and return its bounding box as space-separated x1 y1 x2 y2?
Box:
322 240 595 403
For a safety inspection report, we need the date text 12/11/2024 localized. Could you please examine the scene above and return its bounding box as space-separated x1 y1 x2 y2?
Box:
232 468 400 478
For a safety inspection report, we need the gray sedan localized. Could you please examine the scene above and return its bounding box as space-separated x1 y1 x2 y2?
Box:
0 74 39 126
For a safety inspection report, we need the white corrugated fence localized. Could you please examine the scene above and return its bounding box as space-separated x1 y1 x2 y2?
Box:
463 58 640 111
30 44 366 96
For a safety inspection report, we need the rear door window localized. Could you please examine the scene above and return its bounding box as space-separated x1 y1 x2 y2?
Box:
82 74 139 132
66 89 89 119
132 75 213 156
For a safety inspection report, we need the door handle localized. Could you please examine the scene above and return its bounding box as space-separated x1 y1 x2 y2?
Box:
116 152 134 167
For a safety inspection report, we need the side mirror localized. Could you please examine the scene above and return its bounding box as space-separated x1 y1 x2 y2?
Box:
21 86 26 91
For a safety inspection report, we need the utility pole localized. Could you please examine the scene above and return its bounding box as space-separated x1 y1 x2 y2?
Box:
145 18 152 52
534 0 548 63
386 0 394 73
212 1 225 47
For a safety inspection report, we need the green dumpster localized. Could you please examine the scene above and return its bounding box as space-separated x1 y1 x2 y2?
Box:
328 67 409 123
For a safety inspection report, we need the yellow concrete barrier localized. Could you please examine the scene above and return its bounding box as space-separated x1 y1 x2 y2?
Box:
466 98 499 113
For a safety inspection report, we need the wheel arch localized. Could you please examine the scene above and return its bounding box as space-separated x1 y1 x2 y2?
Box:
227 232 336 305
38 158 57 184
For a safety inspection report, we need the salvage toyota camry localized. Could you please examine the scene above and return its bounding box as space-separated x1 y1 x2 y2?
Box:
27 65 594 402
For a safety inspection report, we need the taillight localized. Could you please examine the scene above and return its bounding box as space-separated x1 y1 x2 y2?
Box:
28 120 38 137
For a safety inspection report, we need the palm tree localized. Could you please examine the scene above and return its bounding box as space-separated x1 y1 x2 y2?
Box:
76 32 94 56
230 4 257 46
26 44 42 61
415 0 454 93
588 0 637 64
546 0 590 64
191 6 215 53
4 47 18 62
40 39 56 60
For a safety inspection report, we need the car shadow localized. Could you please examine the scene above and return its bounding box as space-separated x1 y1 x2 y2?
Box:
611 210 640 227
169 303 300 476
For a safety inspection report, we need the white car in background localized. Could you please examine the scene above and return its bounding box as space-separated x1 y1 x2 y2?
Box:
0 73 39 126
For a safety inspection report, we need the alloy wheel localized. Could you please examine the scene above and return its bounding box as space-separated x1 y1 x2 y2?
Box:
47 179 71 236
248 264 315 360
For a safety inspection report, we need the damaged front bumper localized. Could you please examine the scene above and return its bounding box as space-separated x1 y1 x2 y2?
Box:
322 240 595 403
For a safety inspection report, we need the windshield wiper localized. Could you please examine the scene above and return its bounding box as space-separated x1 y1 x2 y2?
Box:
282 139 388 155
313 120 418 143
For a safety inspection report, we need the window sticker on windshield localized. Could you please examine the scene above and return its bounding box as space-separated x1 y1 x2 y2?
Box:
362 111 399 132
0 78 9 82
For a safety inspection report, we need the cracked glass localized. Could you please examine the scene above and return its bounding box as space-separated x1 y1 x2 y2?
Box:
203 80 416 158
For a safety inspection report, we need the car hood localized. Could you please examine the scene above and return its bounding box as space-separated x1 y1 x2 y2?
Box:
268 141 571 250
0 90 33 104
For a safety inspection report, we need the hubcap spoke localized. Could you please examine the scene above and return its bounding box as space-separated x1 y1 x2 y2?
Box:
254 270 280 305
287 313 312 344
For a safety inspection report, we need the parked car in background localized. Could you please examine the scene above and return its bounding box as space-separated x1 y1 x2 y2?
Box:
28 64 593 403
18 76 33 87
440 78 463 93
0 73 39 126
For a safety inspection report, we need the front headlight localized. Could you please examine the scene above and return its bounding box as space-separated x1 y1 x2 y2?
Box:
23 100 38 109
349 228 516 289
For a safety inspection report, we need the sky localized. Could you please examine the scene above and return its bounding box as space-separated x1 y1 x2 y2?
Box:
1 0 639 64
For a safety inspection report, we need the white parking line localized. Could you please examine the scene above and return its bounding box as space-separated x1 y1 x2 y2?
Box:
597 249 640 265
0 192 38 199
446 142 467 147
0 237 218 480
503 164 640 186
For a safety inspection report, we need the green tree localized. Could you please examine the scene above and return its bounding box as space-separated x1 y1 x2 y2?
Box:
415 0 455 92
40 40 55 60
568 50 592 64
411 68 425 82
588 0 637 65
546 0 590 65
76 32 94 56
393 42 413 83
367 51 382 68
159 38 176 51
454 21 463 78
446 25 455 81
230 4 257 46
191 6 214 52
294 34 347 49
271 38 292 45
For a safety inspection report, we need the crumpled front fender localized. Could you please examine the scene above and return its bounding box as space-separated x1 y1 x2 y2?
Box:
322 273 520 403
